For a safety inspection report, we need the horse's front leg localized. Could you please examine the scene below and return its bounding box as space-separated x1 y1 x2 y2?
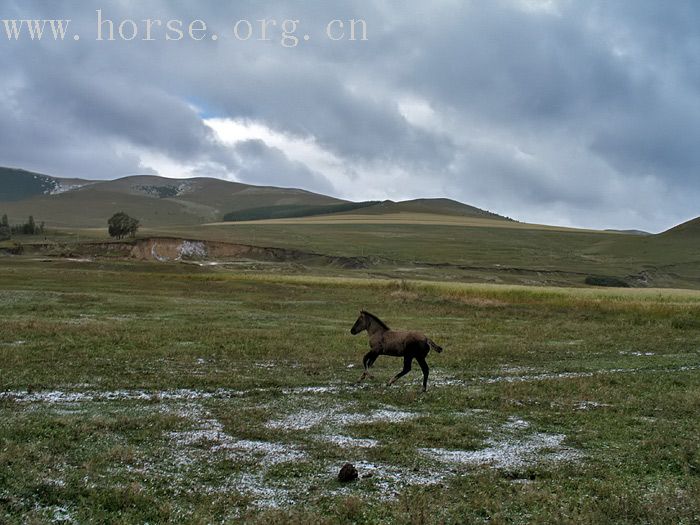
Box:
358 350 379 382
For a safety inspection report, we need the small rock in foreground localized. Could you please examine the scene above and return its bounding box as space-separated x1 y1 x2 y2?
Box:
338 462 359 482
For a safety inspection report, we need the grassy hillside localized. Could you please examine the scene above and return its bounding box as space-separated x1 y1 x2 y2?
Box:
0 189 211 228
0 171 347 228
222 201 380 221
346 198 512 221
162 221 619 270
140 217 700 289
0 167 93 202
11 206 694 289
219 198 511 223
89 175 345 212
660 216 700 237
1 168 517 228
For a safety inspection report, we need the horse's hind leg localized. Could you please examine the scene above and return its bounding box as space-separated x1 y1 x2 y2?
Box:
416 356 429 391
358 351 378 382
388 355 412 386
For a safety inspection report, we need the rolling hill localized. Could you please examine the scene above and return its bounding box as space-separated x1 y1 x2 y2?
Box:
343 198 513 221
0 170 347 228
0 167 95 202
0 168 513 228
660 216 700 237
4 166 700 289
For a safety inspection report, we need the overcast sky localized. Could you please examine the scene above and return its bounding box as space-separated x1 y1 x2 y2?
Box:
1 0 699 232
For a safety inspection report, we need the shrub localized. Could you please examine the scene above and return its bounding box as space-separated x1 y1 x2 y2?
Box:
585 275 630 288
108 212 140 239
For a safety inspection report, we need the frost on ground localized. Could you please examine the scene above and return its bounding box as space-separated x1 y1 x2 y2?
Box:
420 417 581 471
24 503 76 524
161 402 308 507
477 363 700 384
574 401 612 410
0 388 247 404
2 385 586 510
163 401 441 506
317 434 379 448
168 404 306 467
265 404 417 431
0 384 377 404
163 404 582 507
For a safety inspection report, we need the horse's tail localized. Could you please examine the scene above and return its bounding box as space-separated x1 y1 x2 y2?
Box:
427 338 443 353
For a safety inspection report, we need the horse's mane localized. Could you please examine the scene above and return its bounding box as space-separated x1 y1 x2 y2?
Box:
362 310 390 330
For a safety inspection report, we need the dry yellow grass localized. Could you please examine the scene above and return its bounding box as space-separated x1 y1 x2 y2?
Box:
172 271 700 306
203 212 617 233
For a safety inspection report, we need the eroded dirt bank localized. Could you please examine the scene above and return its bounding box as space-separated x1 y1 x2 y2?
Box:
14 237 375 269
4 237 664 286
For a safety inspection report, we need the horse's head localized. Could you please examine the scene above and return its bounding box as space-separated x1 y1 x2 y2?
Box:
350 310 369 335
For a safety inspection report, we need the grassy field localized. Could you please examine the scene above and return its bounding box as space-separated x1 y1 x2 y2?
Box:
156 221 629 275
145 220 700 289
1 257 700 523
6 195 700 289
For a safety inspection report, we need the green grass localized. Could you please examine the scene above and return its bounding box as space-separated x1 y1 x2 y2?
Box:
158 222 618 268
1 257 700 523
148 221 700 289
5 182 700 290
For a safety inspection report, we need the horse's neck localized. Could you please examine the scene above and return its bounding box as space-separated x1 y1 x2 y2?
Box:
367 319 387 337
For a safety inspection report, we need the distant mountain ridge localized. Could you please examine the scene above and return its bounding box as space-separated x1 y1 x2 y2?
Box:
0 167 513 228
3 166 698 235
0 169 345 227
0 168 506 227
347 198 513 221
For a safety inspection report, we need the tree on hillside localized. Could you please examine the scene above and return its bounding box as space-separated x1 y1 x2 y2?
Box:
108 212 140 239
0 214 9 241
9 215 43 235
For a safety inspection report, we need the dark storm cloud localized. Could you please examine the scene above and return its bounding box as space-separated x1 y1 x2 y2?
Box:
1 0 699 231
233 139 336 194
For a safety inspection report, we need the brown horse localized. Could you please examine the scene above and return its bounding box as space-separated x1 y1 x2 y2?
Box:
350 310 443 391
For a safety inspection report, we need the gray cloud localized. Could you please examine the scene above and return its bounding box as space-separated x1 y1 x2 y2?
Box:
233 139 336 194
1 0 699 231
